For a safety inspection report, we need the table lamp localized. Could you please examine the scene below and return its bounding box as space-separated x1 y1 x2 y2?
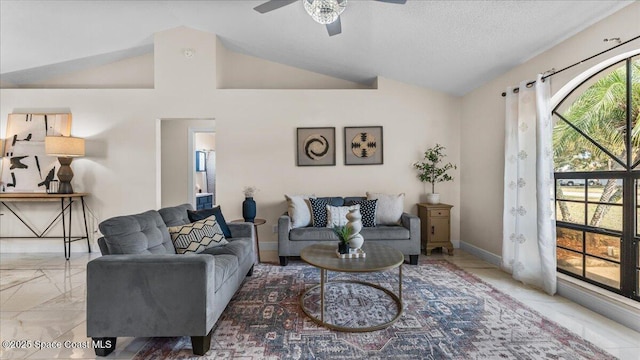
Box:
45 136 85 194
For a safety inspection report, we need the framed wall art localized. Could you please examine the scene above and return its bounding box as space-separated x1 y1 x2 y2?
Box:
1 113 72 192
296 127 336 166
344 126 383 165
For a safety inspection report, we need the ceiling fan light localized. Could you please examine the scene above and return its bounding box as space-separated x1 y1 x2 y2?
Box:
303 0 347 25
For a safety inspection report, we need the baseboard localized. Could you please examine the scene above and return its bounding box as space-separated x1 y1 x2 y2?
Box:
459 241 502 267
557 274 640 333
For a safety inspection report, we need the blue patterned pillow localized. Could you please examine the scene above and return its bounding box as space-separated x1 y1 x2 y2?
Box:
347 199 377 227
308 197 330 227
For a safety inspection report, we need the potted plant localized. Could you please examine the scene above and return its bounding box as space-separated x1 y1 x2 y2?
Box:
413 144 456 204
333 225 351 254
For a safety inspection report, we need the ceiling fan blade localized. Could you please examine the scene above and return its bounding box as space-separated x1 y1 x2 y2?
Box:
374 0 407 3
326 17 342 36
253 0 297 14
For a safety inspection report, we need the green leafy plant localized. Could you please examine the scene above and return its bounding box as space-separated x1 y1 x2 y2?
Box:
332 225 352 244
413 143 457 194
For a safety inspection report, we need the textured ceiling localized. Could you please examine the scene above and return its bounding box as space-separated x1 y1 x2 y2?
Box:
0 0 633 95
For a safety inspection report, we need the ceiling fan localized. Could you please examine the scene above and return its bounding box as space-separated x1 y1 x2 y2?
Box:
253 0 407 36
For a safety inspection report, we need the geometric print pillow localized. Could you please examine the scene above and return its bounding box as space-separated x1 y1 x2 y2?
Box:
168 215 228 254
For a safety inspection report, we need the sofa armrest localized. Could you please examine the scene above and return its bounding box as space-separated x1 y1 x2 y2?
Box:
227 222 255 239
87 254 215 337
401 212 420 245
277 215 292 256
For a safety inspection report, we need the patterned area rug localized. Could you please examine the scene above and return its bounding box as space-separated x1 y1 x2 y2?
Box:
133 259 615 360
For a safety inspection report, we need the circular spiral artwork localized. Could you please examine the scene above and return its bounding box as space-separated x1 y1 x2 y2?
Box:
351 132 378 158
304 134 330 160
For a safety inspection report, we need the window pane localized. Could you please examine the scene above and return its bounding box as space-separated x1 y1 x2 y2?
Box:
588 179 622 204
554 61 627 168
558 248 582 276
587 203 622 231
585 256 620 289
585 232 620 261
557 227 583 252
556 201 585 225
556 180 584 200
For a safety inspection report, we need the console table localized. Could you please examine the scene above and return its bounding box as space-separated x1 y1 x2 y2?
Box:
0 192 92 260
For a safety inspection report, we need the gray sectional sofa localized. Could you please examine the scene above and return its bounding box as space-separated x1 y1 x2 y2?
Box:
278 196 420 266
86 203 255 356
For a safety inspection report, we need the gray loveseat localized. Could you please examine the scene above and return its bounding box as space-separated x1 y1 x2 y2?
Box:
86 204 255 356
278 196 420 266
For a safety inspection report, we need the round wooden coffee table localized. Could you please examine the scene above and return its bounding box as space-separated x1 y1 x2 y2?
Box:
300 243 404 332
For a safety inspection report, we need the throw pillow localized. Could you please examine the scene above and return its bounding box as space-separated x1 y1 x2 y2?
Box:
168 215 229 254
285 194 315 228
366 192 405 225
326 204 360 228
309 197 330 227
187 206 232 238
347 199 377 227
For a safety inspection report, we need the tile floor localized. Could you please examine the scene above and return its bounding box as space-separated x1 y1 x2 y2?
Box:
1 250 639 359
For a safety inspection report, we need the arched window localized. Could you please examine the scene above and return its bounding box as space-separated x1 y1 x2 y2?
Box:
553 53 639 301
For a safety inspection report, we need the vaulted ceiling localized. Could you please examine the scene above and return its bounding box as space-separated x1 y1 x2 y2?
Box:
0 0 633 95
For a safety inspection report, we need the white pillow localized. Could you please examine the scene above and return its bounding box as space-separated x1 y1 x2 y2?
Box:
285 194 315 228
326 204 360 227
366 192 405 225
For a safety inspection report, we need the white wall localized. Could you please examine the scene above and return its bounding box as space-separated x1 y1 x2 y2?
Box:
459 3 640 256
0 26 461 260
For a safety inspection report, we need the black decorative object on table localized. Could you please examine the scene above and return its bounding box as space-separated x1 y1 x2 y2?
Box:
338 242 348 255
242 197 256 223
333 225 351 254
242 186 258 223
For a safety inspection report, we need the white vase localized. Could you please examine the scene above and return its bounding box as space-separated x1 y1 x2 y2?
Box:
346 209 364 249
426 193 440 204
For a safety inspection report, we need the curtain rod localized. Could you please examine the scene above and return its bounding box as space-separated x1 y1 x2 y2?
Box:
501 34 640 97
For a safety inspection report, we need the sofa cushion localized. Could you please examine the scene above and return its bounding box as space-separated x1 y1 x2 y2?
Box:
309 197 330 227
200 237 253 261
326 204 360 227
360 226 410 240
211 254 239 292
289 224 410 241
285 194 315 228
168 216 229 254
187 206 232 238
99 210 176 255
158 203 193 227
346 199 377 227
367 192 405 225
290 227 339 241
320 197 345 207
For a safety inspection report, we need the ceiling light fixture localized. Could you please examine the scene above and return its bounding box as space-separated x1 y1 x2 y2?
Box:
303 0 347 25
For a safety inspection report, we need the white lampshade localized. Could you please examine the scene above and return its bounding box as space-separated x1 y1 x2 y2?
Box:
45 136 85 157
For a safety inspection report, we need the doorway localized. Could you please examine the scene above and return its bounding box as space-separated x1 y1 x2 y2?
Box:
159 119 215 209
194 131 216 209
